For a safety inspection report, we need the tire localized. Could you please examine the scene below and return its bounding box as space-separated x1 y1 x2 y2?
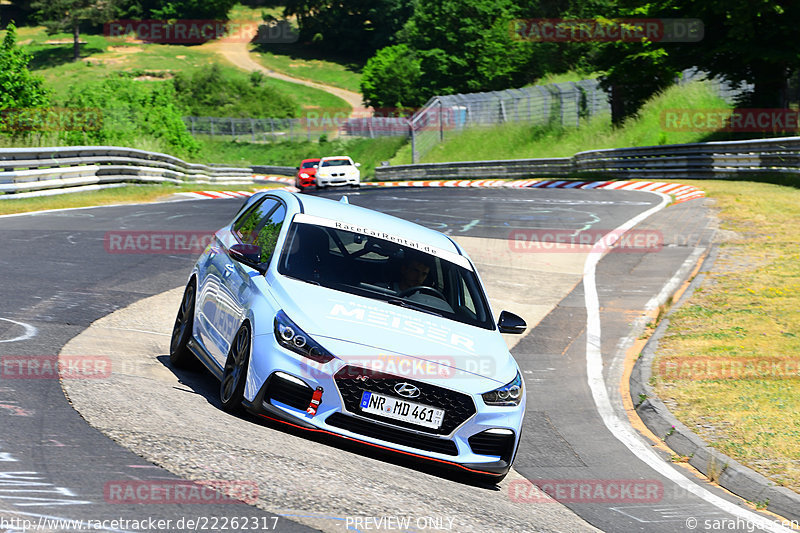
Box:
220 322 251 412
169 281 196 368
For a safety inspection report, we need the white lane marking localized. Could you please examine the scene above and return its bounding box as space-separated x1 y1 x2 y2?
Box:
0 318 37 343
582 193 792 533
610 503 730 523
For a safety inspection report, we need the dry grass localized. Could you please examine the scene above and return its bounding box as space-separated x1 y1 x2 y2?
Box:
653 180 800 491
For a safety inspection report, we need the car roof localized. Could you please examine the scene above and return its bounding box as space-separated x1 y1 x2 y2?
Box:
301 158 320 163
270 190 462 256
320 155 352 160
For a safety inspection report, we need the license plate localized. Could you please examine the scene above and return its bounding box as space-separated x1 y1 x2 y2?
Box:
360 391 445 430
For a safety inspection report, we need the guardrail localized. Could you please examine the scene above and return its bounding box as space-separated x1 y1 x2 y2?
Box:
375 136 800 181
4 136 799 196
0 146 260 195
251 164 297 176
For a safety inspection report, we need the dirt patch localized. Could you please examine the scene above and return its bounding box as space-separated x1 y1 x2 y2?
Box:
45 39 87 45
107 45 144 53
83 56 125 66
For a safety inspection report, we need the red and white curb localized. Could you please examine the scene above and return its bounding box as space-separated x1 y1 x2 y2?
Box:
180 178 705 205
372 179 705 204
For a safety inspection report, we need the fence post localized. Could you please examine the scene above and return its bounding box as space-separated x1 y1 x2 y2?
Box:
410 118 417 164
439 99 444 142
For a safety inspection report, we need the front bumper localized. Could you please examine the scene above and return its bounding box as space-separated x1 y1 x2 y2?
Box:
243 341 523 477
316 175 360 187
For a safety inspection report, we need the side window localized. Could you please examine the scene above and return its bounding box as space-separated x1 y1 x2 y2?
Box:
232 198 286 263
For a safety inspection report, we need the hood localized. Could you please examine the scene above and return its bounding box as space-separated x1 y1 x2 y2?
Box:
271 277 518 387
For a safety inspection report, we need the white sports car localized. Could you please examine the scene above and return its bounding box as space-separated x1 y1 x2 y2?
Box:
170 190 527 480
314 156 360 188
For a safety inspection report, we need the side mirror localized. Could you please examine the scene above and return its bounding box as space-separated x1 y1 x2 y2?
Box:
355 162 361 167
295 166 300 170
498 311 526 334
229 243 265 272
313 164 319 169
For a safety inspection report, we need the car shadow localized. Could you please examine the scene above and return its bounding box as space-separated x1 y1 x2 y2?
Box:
156 354 503 490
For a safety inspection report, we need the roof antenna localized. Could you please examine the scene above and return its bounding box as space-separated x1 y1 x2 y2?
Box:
339 196 349 204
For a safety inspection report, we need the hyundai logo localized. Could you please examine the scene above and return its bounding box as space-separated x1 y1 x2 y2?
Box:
394 382 421 399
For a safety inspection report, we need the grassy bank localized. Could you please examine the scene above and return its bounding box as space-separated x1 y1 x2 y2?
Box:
652 180 800 492
14 25 347 112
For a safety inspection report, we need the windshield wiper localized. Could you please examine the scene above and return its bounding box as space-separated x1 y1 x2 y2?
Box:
387 298 443 317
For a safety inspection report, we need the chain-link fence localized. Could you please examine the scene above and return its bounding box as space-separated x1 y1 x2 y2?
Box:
185 70 757 162
183 116 338 142
405 79 611 162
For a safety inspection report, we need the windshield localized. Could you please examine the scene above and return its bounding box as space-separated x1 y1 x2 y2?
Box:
301 161 318 169
277 220 494 330
321 159 352 167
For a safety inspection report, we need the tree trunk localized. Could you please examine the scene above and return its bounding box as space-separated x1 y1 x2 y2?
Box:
749 64 789 108
73 23 80 62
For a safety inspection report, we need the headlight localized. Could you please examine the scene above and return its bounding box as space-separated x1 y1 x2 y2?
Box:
300 172 309 178
274 310 335 364
482 371 523 406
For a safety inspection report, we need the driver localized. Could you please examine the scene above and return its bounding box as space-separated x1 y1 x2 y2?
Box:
394 252 432 293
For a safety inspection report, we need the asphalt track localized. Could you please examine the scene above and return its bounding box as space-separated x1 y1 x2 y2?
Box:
0 186 791 532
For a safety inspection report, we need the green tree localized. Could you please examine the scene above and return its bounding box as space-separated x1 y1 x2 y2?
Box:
5 1 38 25
115 0 237 19
61 76 199 155
596 0 800 122
282 0 413 57
0 22 50 112
399 0 538 97
360 44 423 109
662 0 800 108
32 0 118 62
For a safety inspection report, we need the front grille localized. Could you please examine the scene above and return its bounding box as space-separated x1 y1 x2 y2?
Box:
468 430 516 462
334 366 476 435
326 412 458 456
265 373 313 411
